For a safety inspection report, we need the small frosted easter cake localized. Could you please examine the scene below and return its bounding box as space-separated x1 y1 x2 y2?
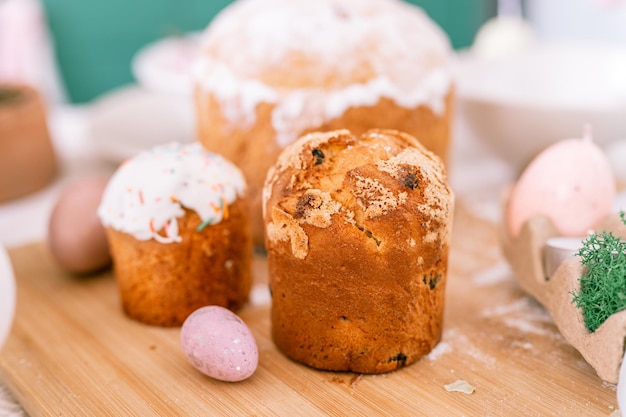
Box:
194 0 454 246
263 129 454 373
98 143 252 326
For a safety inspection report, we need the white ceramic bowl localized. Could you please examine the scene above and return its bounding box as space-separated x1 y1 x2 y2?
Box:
89 86 195 163
454 41 626 170
131 33 200 96
89 33 202 163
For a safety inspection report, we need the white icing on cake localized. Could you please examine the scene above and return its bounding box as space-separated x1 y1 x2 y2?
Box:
98 142 246 243
194 0 452 147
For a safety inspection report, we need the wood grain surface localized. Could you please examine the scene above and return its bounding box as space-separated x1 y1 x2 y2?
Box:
0 203 619 416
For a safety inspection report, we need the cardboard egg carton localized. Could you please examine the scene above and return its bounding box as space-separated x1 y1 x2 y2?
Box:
501 205 626 384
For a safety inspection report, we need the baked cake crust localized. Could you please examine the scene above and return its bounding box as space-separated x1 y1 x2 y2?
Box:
263 129 454 373
106 200 251 327
98 143 252 326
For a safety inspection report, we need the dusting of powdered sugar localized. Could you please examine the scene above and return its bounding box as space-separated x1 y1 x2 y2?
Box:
450 330 497 367
501 318 554 337
249 283 272 307
510 341 534 350
428 341 453 361
483 297 565 341
194 0 452 148
434 329 497 368
472 260 513 287
483 298 548 321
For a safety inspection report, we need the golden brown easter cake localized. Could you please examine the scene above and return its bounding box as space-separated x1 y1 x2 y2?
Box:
194 0 455 246
98 143 252 326
263 129 454 373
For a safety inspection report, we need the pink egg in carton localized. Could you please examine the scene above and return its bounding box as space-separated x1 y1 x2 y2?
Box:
501 206 626 384
500 126 626 383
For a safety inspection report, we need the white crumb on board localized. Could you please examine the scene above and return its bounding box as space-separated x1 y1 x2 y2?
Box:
510 341 533 350
249 283 271 307
444 380 475 395
472 260 512 287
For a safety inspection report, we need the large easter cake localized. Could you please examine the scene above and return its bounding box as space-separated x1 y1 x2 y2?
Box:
194 0 454 246
263 129 454 373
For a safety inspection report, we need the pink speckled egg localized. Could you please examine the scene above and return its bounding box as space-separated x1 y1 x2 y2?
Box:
507 136 616 238
180 306 258 382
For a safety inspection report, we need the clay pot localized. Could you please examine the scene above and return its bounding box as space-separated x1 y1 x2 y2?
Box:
0 84 57 202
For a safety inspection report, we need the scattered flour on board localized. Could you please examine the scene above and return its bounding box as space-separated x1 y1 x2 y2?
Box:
501 317 553 337
510 341 534 350
249 283 272 307
482 297 533 317
435 328 496 368
451 330 496 367
472 259 513 287
458 191 504 224
428 340 452 361
482 297 565 341
483 297 552 324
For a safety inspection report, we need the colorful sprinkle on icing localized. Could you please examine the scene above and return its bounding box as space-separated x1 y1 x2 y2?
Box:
196 218 214 232
98 142 246 244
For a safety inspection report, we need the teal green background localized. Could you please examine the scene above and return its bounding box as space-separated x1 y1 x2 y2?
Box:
42 0 496 103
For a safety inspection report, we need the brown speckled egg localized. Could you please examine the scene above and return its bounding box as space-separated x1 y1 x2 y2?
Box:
48 177 111 274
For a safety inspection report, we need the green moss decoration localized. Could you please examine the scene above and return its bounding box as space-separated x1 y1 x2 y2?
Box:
572 211 626 332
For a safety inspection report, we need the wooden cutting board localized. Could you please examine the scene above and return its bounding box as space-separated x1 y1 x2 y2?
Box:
0 204 619 416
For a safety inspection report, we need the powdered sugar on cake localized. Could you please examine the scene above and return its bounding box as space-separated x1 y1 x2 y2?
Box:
194 0 452 147
98 143 246 243
377 147 454 243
